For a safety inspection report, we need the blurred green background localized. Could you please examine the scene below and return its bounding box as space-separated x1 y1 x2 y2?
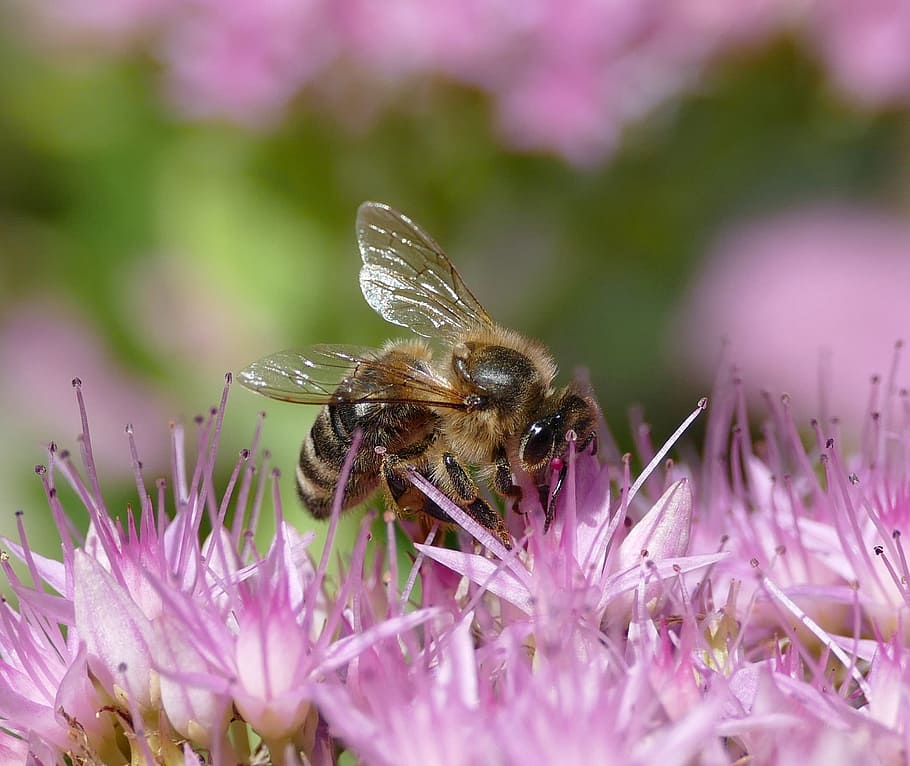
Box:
2 4 908 558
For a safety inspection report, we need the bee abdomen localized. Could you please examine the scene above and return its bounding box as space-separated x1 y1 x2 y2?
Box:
296 403 378 519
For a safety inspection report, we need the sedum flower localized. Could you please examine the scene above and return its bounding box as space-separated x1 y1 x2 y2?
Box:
1 376 436 764
677 206 910 427
5 360 910 764
411 398 726 630
19 0 910 163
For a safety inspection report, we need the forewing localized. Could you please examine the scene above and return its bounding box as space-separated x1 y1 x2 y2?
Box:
357 201 494 339
237 345 465 408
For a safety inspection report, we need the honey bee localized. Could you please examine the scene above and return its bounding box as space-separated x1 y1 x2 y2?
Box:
238 202 598 549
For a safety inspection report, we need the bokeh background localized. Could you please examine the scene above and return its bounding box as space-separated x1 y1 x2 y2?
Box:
3 0 910 554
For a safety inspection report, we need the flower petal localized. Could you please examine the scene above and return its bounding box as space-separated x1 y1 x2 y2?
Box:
73 550 156 707
617 479 692 571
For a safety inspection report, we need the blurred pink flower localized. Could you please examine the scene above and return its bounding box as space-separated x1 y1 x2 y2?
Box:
22 0 910 161
809 0 910 107
675 206 910 426
18 0 794 163
0 299 173 476
161 0 336 125
26 0 910 163
27 0 174 48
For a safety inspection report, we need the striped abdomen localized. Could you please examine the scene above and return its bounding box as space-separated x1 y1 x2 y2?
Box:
296 399 438 519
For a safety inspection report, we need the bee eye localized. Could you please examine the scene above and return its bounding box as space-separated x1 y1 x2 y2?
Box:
520 419 556 468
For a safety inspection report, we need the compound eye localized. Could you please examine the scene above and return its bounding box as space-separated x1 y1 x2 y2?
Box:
521 419 556 468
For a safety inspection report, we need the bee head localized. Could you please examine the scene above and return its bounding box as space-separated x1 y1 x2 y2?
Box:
518 390 597 476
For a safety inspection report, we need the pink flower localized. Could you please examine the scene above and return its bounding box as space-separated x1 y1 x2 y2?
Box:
411 399 725 631
17 0 794 163
809 0 910 107
9 350 910 762
23 0 910 163
161 0 336 126
1 377 437 763
0 300 173 480
675 206 910 427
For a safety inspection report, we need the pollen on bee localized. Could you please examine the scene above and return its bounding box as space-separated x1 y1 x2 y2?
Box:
374 445 387 456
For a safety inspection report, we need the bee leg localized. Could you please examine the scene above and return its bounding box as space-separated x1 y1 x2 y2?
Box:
440 452 513 550
382 454 443 520
492 446 523 513
541 461 568 533
381 452 512 550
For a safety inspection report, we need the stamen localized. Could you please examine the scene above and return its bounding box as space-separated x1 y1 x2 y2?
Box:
170 420 189 507
873 545 910 607
760 575 871 702
407 470 530 587
307 430 364 638
894 529 910 587
400 523 439 608
240 450 270 562
125 423 153 521
627 398 706 506
385 511 399 617
72 377 106 513
861 374 882 468
825 442 889 594
559 438 578 555
230 410 266 544
316 510 376 654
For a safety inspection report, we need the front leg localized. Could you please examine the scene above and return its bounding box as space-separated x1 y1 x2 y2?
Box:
440 451 512 550
491 445 523 512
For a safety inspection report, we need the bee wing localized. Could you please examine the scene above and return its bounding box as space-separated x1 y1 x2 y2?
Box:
357 201 495 339
237 344 467 408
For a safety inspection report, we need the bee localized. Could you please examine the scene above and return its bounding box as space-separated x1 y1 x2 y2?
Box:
238 202 598 549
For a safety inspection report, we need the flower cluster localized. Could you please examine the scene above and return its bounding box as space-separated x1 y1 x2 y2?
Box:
2 362 909 764
20 0 910 163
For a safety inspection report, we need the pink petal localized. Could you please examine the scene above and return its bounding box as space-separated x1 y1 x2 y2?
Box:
414 544 534 614
73 551 156 707
617 479 692 571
